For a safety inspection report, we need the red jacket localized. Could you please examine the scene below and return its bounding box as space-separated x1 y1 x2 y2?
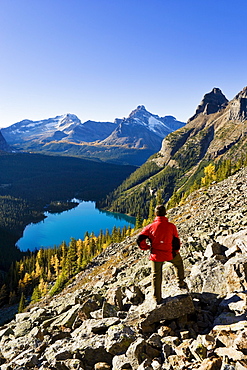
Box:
136 216 180 262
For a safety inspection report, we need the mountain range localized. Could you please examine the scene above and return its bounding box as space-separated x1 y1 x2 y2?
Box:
100 86 247 217
1 107 185 166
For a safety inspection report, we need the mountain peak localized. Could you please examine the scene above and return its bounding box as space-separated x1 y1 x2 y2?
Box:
228 86 247 121
188 87 229 122
128 105 147 118
234 86 247 99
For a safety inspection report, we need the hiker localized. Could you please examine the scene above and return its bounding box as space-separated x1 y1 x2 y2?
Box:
136 204 186 304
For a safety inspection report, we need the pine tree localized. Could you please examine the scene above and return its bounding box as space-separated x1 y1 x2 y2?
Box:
18 292 26 313
135 210 143 230
60 241 67 270
49 272 68 297
31 286 42 303
147 198 155 224
76 239 84 270
9 290 17 305
156 189 163 205
0 284 8 307
65 238 77 278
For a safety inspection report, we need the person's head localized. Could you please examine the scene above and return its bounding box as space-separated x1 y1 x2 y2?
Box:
155 205 166 216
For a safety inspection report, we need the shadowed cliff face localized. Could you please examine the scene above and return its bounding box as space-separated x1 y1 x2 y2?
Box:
0 167 247 369
0 130 11 152
187 87 229 123
228 86 247 121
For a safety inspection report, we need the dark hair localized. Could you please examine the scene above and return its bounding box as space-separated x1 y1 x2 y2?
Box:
155 205 166 216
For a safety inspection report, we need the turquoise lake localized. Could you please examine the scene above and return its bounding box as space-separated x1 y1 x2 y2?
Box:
17 200 136 251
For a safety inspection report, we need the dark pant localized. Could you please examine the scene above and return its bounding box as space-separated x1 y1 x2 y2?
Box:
151 253 185 302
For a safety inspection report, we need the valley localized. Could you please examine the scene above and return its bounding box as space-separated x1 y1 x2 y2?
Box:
0 152 136 270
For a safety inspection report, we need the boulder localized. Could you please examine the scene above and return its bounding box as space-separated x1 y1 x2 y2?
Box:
125 337 148 369
105 324 136 355
137 294 194 332
224 255 247 293
49 304 80 329
72 317 120 336
188 259 227 296
197 357 222 370
94 362 111 370
112 354 131 370
106 286 124 310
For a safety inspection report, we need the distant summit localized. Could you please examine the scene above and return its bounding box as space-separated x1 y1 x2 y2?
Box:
101 105 185 151
188 87 229 122
2 107 185 166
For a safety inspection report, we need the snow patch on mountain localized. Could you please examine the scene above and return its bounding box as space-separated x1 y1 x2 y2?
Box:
148 116 172 137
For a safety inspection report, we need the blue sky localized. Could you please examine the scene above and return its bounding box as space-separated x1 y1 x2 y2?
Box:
0 0 247 128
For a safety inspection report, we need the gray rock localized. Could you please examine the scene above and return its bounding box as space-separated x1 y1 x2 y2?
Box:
126 337 148 369
8 349 39 368
106 286 124 310
50 304 80 329
105 324 136 355
112 354 131 370
102 302 119 318
72 317 120 336
224 255 247 293
146 333 163 349
137 294 194 332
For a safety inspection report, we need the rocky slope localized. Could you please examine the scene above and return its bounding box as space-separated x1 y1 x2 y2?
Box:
0 167 247 369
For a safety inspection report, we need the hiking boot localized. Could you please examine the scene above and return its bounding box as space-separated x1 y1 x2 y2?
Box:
179 282 188 290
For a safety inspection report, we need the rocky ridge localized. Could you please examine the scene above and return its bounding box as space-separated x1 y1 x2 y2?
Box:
187 88 229 122
158 86 247 167
0 168 247 369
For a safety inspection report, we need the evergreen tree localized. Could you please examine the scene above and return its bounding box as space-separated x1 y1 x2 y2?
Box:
135 210 143 230
0 284 8 307
18 292 26 313
76 239 84 271
9 290 17 305
65 238 77 278
156 189 163 205
147 198 155 223
49 272 68 297
31 286 42 303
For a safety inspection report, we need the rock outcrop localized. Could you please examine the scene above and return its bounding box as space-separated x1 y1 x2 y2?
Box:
188 87 229 122
228 86 247 121
1 168 247 369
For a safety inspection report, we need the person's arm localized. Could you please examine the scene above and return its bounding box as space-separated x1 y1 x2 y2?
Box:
172 224 180 256
136 232 151 251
